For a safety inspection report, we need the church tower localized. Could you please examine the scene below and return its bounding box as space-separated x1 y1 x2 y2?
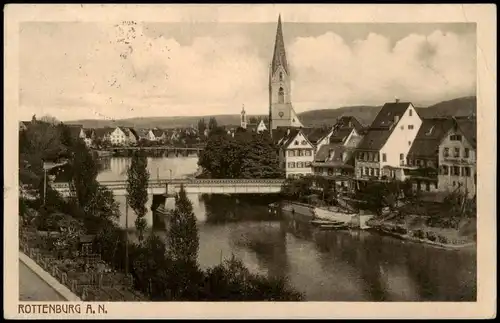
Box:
269 15 303 130
240 104 247 129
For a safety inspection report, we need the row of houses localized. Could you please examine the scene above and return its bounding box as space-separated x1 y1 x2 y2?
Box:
19 122 202 147
273 100 477 198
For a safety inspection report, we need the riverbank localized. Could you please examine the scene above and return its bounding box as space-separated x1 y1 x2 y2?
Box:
366 215 476 250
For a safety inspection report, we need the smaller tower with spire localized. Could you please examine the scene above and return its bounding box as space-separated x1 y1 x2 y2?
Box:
240 104 247 129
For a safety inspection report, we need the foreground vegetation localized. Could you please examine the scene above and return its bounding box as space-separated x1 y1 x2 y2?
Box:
19 116 303 301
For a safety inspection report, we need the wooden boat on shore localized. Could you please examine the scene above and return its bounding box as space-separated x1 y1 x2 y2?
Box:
318 222 349 231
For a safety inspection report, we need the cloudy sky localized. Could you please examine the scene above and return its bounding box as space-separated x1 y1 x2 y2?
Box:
19 20 476 121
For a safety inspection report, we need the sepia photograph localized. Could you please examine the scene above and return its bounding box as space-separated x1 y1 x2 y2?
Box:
4 3 496 319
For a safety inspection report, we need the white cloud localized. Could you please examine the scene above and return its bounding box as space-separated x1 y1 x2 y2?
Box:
289 29 476 111
19 23 476 121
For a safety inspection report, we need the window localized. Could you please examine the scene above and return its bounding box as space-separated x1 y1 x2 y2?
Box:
409 109 413 116
408 159 413 166
408 141 412 146
444 148 449 157
454 147 460 157
288 162 295 168
400 153 404 160
278 87 284 104
368 168 373 176
442 165 449 175
464 148 470 158
374 168 379 177
375 154 379 162
305 150 312 156
382 153 387 162
294 140 299 145
450 134 463 141
301 140 307 145
296 162 303 168
453 166 460 176
400 126 404 130
425 182 430 192
463 167 471 177
288 150 295 157
299 150 304 157
408 125 414 130
279 72 283 81
452 181 456 187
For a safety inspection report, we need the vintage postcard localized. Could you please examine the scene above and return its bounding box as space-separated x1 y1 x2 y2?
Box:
4 3 497 319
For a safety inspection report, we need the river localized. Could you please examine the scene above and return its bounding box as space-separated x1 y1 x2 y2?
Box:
97 156 477 301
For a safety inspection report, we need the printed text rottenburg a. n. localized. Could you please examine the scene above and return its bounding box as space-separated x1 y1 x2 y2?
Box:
19 303 108 315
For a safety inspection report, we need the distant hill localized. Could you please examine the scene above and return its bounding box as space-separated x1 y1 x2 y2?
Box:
66 96 476 129
299 96 477 127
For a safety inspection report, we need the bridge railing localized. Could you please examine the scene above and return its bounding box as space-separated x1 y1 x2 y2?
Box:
51 178 286 190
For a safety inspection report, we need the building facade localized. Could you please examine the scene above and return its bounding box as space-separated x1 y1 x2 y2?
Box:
355 100 422 182
437 117 476 198
277 129 315 178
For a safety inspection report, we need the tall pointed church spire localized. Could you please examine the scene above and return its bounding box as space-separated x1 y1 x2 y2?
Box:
271 14 289 75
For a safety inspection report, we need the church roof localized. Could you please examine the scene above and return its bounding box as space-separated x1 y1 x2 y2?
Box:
271 15 289 75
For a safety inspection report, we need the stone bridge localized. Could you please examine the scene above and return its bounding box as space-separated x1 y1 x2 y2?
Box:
51 178 286 196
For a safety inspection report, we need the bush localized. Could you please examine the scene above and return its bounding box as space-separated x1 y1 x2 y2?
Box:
413 229 425 239
426 231 437 241
437 235 448 244
393 226 408 235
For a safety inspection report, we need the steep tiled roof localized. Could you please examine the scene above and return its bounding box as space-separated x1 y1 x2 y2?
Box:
82 129 94 138
313 144 356 167
279 129 301 148
314 143 341 162
455 116 476 148
329 128 353 144
152 129 164 137
127 127 139 139
94 127 114 138
303 127 331 144
408 118 454 159
370 102 411 129
356 102 411 151
335 116 363 133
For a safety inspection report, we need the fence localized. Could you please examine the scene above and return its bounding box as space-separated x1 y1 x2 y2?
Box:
19 228 146 301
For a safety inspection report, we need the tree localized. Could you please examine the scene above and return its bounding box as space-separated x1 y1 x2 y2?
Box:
126 150 150 242
199 130 282 179
249 116 258 124
167 184 199 264
197 118 207 136
39 114 60 125
165 184 201 299
239 132 282 179
208 117 218 132
71 140 99 212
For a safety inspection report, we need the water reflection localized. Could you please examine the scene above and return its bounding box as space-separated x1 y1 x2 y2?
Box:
97 156 199 182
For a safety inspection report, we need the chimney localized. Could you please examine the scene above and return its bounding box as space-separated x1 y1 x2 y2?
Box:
394 115 400 123
287 128 291 135
395 97 400 103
